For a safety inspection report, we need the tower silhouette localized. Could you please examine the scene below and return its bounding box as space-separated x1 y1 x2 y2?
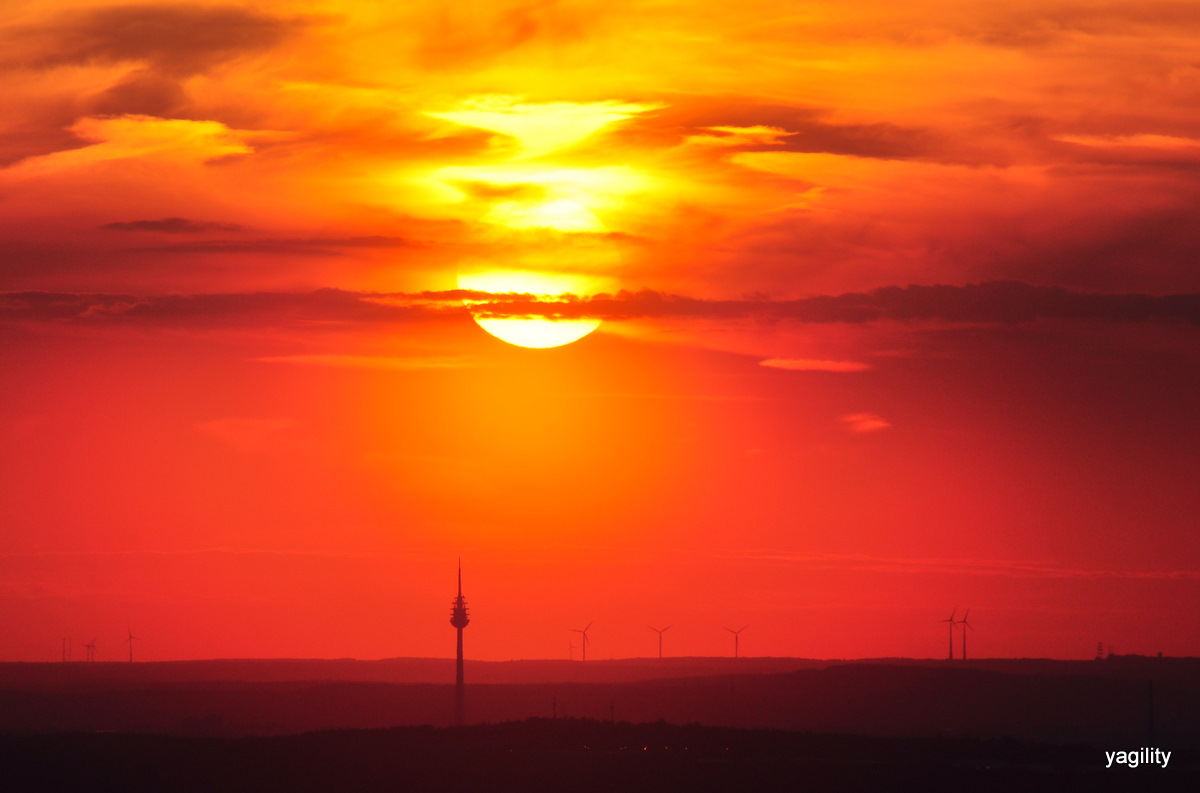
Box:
648 625 671 659
570 623 592 661
449 559 470 726
956 609 973 660
124 627 138 663
725 625 748 658
938 609 957 661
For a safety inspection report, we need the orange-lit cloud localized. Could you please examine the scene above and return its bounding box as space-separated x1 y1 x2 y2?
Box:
760 358 871 373
840 412 891 433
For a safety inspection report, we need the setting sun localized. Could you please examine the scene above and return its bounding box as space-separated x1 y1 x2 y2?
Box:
456 268 602 348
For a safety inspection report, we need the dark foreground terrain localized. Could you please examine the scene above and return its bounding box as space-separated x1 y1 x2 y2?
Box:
1 718 1193 793
2 657 1195 790
2 657 1197 745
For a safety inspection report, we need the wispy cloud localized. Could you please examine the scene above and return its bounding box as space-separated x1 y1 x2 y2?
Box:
840 413 891 434
760 358 870 372
724 550 1200 581
255 354 477 370
103 217 247 234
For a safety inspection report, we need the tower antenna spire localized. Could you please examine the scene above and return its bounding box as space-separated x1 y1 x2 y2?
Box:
450 559 470 726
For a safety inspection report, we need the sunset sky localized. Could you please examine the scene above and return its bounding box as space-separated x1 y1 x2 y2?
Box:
3 0 1200 662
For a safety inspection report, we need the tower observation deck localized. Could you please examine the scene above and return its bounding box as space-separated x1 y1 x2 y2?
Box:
450 559 469 725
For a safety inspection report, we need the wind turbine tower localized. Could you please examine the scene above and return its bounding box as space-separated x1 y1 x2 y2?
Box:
124 628 138 663
938 609 957 661
957 609 973 660
725 625 748 658
570 623 592 661
648 625 671 659
449 559 470 726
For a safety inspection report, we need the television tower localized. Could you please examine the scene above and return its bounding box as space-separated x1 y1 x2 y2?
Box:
449 559 470 726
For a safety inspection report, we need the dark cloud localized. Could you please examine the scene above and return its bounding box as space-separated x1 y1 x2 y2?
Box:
0 289 462 325
469 282 1200 325
4 282 1199 329
102 218 247 234
133 236 417 256
0 5 307 148
89 69 188 117
618 99 937 161
4 5 304 76
0 123 91 168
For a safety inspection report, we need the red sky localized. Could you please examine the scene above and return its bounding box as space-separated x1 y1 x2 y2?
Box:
2 0 1199 662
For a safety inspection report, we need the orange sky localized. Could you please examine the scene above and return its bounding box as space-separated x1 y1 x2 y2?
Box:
2 1 1200 662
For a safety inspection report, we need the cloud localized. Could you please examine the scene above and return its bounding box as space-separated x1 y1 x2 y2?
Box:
839 413 891 434
2 5 303 76
407 0 609 70
136 236 416 256
10 115 262 173
760 358 871 372
1055 133 1200 151
4 282 1200 328
255 354 477 370
624 100 937 161
468 282 1200 325
102 217 247 234
0 289 457 326
725 549 1200 580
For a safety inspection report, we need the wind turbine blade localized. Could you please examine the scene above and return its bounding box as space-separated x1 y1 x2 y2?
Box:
583 622 592 632
663 626 671 632
739 625 748 633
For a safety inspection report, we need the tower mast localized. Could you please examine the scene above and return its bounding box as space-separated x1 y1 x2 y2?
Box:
449 558 470 726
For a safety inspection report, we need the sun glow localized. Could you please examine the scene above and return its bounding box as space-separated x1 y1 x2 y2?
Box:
425 97 648 348
483 199 603 232
426 96 660 158
457 269 601 348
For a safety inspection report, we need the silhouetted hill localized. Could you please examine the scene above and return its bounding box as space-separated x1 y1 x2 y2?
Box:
1 658 1196 746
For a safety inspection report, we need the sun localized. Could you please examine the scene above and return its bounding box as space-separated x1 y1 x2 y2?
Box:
457 269 601 349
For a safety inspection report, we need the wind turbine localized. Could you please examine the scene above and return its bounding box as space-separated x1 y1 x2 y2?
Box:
124 627 138 663
84 639 97 662
647 625 671 659
568 641 575 661
570 623 591 661
939 609 957 660
957 609 973 660
724 625 748 658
